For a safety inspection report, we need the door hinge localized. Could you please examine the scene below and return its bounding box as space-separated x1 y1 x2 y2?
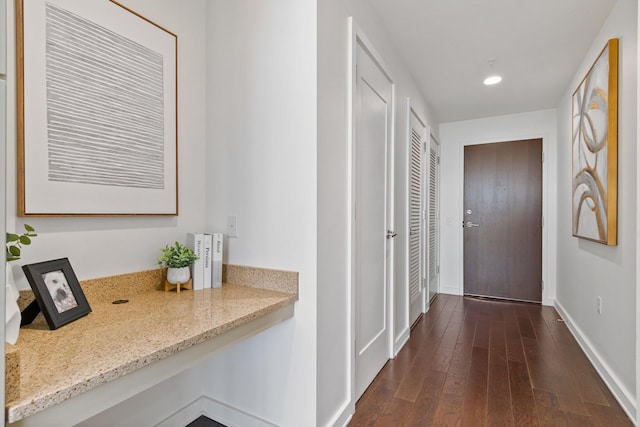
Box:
542 152 545 163
541 216 544 227
437 156 441 165
541 280 544 290
423 141 427 152
437 265 440 274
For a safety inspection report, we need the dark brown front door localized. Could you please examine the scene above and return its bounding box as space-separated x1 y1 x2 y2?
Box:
463 139 542 302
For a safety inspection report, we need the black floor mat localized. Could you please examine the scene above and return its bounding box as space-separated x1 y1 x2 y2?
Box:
185 415 226 427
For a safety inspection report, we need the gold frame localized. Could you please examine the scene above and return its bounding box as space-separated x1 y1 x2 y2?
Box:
16 0 178 216
571 38 618 245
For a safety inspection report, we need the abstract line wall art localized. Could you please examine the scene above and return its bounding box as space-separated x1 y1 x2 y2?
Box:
572 38 618 246
17 0 177 216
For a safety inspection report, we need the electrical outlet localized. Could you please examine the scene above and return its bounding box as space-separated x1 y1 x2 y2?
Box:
596 296 602 315
227 215 238 238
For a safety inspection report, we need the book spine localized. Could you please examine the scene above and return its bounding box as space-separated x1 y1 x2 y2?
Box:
211 233 223 288
186 233 204 290
203 233 213 289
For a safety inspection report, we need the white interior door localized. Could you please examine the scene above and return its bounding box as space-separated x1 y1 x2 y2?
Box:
427 135 440 303
354 40 393 400
408 110 425 325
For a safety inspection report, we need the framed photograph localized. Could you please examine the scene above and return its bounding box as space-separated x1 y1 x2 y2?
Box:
16 0 178 216
572 38 618 245
22 258 91 330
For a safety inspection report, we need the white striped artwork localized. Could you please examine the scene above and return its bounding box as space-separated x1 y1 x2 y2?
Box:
45 2 165 190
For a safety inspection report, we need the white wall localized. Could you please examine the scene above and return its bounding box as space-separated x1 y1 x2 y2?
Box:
1 0 7 423
637 1 640 421
202 1 318 426
5 0 208 288
556 0 637 418
318 1 438 425
77 365 205 427
5 0 211 424
438 110 558 306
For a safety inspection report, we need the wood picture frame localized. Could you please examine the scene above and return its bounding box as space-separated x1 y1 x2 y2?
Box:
16 0 178 216
571 38 618 245
22 258 91 330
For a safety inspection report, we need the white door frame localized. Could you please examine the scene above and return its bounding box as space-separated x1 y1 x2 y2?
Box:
347 17 395 406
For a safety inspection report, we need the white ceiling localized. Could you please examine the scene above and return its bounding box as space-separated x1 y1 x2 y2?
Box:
368 0 618 123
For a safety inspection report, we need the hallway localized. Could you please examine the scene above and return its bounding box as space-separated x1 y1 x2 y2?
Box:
349 295 632 426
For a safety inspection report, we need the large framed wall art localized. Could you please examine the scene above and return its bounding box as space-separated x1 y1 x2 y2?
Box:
572 38 618 245
16 0 178 216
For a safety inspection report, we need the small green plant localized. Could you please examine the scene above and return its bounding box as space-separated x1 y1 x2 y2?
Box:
157 241 199 268
6 224 37 262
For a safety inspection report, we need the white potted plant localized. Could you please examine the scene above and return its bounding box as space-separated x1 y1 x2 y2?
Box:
157 242 199 284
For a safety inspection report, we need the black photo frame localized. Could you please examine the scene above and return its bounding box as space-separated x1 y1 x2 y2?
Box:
22 258 91 330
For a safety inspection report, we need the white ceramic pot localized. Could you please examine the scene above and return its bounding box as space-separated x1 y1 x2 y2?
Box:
166 266 191 284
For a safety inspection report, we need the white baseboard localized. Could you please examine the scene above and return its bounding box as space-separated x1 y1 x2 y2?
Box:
157 395 279 427
156 398 204 427
200 396 279 427
554 301 637 423
325 398 354 427
394 327 410 357
440 285 462 296
542 296 554 307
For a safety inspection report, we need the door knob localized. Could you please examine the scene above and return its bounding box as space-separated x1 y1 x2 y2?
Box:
465 221 480 228
387 230 397 239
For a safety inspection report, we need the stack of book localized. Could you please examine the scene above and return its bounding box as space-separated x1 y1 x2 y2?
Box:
186 232 223 290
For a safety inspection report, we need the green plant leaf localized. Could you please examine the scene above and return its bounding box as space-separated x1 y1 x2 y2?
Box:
6 225 37 262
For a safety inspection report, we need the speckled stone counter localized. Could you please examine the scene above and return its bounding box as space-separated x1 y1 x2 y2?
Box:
6 265 298 424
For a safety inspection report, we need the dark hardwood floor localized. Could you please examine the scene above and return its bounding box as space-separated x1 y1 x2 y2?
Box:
349 294 633 427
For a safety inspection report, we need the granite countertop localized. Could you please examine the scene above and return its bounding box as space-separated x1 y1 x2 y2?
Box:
6 265 298 423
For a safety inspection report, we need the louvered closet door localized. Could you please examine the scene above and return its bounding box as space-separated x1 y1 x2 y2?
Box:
408 112 425 326
428 137 440 303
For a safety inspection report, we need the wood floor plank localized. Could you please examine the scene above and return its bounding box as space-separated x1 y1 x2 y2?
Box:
374 397 413 427
430 317 462 373
487 319 514 427
349 297 632 427
504 305 527 363
575 369 610 407
380 344 418 383
521 336 556 392
432 392 464 427
350 377 399 426
526 310 591 417
405 369 446 426
394 296 456 402
585 401 634 427
533 389 574 426
508 360 539 426
462 346 489 426
473 314 491 349
393 359 427 402
441 318 476 397
516 313 536 339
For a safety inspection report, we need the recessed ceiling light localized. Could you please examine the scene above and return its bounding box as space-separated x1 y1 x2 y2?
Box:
484 75 502 85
